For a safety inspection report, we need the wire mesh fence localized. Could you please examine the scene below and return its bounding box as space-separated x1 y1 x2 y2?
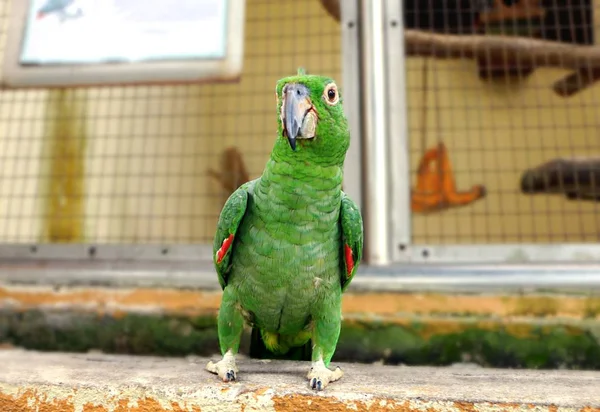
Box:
404 0 600 245
0 0 342 245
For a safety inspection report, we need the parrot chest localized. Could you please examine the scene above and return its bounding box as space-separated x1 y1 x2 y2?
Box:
225 173 345 334
231 210 342 333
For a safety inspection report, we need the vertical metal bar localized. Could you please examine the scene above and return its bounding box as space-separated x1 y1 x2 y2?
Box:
385 0 412 260
359 0 391 265
340 0 363 212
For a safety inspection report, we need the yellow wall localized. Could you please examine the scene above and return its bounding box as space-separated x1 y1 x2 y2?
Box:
0 0 598 246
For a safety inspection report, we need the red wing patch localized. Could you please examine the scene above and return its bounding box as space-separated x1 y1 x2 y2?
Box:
216 234 235 264
344 244 354 277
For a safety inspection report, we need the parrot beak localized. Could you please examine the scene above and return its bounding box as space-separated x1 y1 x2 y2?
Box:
281 83 317 151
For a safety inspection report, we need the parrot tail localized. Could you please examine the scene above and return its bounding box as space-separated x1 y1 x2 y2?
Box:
249 327 312 361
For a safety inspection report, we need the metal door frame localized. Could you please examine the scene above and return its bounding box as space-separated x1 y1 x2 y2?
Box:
353 0 600 266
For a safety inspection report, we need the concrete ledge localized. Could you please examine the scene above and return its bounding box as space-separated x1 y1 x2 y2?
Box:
1 350 599 412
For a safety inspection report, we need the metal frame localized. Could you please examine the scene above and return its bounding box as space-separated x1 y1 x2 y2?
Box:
0 244 212 262
397 244 600 263
379 0 600 266
340 0 363 213
358 0 393 266
384 0 412 255
2 0 246 88
1 257 600 293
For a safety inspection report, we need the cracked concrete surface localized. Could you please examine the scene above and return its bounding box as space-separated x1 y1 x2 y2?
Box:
0 349 599 411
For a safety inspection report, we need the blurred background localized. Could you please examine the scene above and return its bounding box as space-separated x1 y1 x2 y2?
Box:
0 0 599 370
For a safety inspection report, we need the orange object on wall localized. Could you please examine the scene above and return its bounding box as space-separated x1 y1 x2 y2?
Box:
411 143 486 213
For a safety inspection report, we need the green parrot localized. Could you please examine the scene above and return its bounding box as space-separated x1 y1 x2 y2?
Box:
206 68 363 391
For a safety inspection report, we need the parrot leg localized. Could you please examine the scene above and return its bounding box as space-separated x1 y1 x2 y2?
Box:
307 297 343 391
206 287 244 382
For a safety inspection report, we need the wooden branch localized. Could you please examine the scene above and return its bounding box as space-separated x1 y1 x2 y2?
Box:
521 157 600 201
405 30 600 96
403 30 600 71
208 147 250 199
552 68 600 97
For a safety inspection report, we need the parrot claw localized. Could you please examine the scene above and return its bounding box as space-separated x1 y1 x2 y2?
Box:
226 370 237 381
307 361 343 391
206 351 239 383
309 377 322 391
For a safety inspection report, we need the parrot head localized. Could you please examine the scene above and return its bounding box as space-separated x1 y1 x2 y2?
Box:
274 68 350 165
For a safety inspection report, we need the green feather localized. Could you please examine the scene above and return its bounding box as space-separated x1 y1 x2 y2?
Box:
213 72 364 367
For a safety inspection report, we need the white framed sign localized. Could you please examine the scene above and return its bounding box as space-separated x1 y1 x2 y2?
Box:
1 0 246 88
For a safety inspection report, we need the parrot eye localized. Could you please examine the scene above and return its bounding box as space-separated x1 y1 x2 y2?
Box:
323 83 339 105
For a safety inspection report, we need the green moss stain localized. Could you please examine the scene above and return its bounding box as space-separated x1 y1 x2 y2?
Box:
0 310 219 356
336 320 599 369
42 89 87 242
1 309 599 370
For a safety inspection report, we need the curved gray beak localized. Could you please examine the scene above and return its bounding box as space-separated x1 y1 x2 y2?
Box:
282 83 312 151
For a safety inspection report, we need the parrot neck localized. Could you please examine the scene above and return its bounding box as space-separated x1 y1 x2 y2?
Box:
256 156 344 212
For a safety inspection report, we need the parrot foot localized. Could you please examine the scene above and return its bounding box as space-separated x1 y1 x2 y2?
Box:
206 350 238 382
307 360 344 391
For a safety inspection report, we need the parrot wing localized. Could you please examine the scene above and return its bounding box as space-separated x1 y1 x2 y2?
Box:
339 192 363 292
213 181 253 290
